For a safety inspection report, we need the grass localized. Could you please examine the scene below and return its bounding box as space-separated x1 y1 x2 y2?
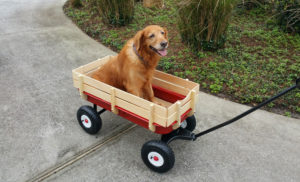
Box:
63 0 300 118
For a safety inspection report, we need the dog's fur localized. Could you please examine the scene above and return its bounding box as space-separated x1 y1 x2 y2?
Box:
92 25 168 102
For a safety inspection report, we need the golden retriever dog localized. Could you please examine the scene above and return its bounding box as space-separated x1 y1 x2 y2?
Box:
92 25 168 103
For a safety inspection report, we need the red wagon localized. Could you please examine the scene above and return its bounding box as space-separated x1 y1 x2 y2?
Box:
73 56 199 172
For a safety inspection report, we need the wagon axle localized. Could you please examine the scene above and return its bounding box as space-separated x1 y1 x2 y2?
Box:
161 127 196 144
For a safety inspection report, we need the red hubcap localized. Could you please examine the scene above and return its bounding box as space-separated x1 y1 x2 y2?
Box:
85 119 88 123
153 156 159 161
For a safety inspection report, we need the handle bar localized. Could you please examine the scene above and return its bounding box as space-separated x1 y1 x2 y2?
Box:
195 77 299 138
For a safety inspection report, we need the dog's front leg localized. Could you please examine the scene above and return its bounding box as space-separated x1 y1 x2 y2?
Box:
143 81 155 102
125 81 143 98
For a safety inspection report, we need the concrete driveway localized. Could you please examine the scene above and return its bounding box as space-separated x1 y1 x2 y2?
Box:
1 0 300 182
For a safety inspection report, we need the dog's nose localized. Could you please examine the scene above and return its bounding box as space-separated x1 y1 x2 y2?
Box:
160 41 168 48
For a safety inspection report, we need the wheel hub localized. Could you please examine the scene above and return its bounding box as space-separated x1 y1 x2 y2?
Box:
81 115 92 128
148 152 164 167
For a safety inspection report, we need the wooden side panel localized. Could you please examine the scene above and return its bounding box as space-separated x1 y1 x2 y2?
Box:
167 93 191 115
152 77 190 96
81 75 111 93
179 91 192 106
73 76 167 127
115 96 167 127
116 107 175 134
86 93 176 134
115 87 167 117
81 56 112 73
82 84 111 104
154 70 198 89
192 84 200 94
74 75 167 117
72 66 84 75
152 85 186 103
167 100 193 127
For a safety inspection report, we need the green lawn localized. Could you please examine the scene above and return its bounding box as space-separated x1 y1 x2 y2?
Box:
64 0 300 118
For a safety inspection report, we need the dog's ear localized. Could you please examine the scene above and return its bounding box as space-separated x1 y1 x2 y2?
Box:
134 30 144 50
163 27 168 38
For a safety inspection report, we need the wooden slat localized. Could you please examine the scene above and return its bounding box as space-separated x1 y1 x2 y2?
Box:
167 103 176 117
153 97 173 107
172 101 181 129
148 104 155 132
115 87 167 117
72 66 84 75
83 84 111 103
167 91 191 116
81 56 112 73
72 70 80 87
190 90 196 113
192 84 200 94
152 77 190 96
180 91 191 106
110 88 118 114
115 97 167 127
167 100 192 127
154 70 198 89
78 74 86 99
85 69 98 77
81 75 111 93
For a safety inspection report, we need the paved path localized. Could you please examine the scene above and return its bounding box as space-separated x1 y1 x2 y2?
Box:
1 1 300 182
0 1 126 182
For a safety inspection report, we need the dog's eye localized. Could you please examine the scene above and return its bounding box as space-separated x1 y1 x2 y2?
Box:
149 34 155 38
161 31 165 35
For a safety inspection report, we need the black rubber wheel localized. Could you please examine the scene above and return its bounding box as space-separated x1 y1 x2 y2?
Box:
77 105 102 134
181 115 196 131
141 140 175 173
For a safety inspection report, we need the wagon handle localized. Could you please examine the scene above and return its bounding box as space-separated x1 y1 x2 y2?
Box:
194 77 300 139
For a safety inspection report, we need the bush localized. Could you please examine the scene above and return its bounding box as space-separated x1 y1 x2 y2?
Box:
237 0 271 10
276 0 300 34
92 0 134 26
177 0 237 51
71 0 82 8
143 0 164 8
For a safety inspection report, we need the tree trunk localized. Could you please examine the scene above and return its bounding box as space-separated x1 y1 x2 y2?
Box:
143 0 164 8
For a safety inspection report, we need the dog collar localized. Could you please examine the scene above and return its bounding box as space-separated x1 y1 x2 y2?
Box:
133 44 147 66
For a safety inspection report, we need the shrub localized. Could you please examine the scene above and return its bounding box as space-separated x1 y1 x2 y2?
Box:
92 0 134 26
237 0 271 10
177 0 237 51
71 0 82 8
143 0 164 8
275 0 300 34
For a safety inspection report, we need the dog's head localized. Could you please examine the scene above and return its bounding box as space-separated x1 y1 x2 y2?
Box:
134 25 168 57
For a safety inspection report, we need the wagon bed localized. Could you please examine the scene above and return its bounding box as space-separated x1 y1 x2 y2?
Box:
72 56 199 134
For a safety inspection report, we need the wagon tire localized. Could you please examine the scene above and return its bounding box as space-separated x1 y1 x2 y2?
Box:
77 105 102 135
141 140 175 173
181 115 196 131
